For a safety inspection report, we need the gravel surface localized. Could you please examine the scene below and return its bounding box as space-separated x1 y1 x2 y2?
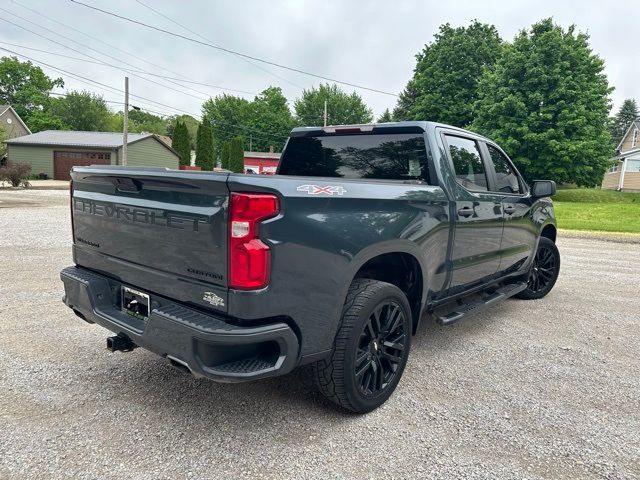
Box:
1 189 639 479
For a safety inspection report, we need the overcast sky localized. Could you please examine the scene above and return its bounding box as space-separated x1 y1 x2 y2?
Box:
1 0 638 126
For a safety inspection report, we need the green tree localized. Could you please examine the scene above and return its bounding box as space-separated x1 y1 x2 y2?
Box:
377 108 393 123
248 87 294 151
201 87 293 155
171 121 191 166
228 136 245 173
195 116 215 170
473 19 613 187
25 110 67 132
392 80 419 121
0 56 63 125
167 115 198 148
399 21 503 127
610 99 638 148
121 109 168 134
294 83 373 126
220 141 230 170
48 91 113 131
202 94 252 158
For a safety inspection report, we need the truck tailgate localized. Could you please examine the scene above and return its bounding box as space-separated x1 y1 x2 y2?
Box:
70 167 230 313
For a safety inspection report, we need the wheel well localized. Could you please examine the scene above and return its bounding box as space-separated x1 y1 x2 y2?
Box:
541 224 557 243
354 252 422 332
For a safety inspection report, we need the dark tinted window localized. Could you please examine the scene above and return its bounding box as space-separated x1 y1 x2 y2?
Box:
445 135 488 191
279 133 431 183
487 144 521 194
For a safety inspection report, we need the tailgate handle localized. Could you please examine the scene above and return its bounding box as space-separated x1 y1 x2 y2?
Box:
115 177 142 193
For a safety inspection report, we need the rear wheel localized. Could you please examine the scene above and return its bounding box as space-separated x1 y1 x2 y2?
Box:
313 279 412 413
515 237 560 300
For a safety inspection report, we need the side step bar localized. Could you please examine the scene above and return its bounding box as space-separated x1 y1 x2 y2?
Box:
437 282 528 326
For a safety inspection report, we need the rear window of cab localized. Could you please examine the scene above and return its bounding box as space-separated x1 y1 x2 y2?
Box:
279 133 431 184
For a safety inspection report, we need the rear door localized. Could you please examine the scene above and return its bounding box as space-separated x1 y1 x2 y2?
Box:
441 132 504 295
482 142 536 276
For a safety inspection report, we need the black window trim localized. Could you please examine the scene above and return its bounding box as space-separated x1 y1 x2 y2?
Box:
440 131 493 194
481 141 529 196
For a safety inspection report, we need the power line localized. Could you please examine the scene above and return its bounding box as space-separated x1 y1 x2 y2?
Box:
0 40 258 97
0 10 212 103
0 45 202 119
134 0 305 91
1 47 289 144
9 0 259 98
47 91 162 115
68 0 399 97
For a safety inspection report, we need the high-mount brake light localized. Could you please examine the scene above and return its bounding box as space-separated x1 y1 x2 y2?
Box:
322 125 374 134
229 192 279 290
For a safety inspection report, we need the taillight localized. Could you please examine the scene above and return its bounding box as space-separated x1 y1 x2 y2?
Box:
229 192 279 290
70 179 75 241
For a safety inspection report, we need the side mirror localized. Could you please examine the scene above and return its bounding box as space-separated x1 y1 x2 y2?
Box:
531 180 556 198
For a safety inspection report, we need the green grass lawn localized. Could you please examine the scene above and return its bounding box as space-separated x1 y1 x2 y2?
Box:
552 188 640 233
553 188 640 203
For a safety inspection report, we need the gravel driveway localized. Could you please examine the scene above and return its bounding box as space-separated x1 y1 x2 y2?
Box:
1 190 638 479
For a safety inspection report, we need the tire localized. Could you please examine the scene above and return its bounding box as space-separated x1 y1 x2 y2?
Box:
313 279 412 413
515 237 560 300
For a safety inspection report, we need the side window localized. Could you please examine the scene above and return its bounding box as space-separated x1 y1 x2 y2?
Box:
487 144 521 194
445 135 488 191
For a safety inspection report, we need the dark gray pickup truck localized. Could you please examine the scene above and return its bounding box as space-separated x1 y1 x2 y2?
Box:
61 121 559 413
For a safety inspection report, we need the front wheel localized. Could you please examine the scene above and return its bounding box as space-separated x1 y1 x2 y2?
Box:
313 279 412 413
515 237 560 300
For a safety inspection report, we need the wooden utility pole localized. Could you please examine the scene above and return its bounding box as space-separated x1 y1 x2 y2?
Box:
122 76 129 166
323 100 328 127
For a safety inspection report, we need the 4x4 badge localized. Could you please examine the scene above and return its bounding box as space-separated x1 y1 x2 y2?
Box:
203 292 225 307
297 184 347 196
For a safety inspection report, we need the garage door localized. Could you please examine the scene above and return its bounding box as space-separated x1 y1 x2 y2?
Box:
53 151 111 180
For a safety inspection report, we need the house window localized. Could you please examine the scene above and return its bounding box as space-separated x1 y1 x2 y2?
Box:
633 128 639 148
627 160 640 172
609 164 618 173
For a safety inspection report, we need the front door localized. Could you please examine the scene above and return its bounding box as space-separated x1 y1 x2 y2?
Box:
483 143 536 275
442 133 504 295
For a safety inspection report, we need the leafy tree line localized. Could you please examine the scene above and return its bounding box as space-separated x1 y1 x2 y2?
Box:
0 55 375 170
392 18 618 187
3 15 633 185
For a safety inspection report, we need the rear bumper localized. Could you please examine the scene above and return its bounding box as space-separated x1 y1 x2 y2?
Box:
60 266 300 382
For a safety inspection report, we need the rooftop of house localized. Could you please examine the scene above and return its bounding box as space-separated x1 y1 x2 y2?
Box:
4 130 154 148
243 151 281 159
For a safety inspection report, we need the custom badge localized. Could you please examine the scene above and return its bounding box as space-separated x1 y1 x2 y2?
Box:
203 292 225 307
297 185 347 196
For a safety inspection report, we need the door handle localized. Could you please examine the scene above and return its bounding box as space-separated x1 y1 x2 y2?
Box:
457 206 474 217
504 205 516 215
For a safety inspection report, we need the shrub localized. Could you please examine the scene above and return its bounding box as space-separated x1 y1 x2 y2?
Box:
0 161 32 187
220 141 230 170
229 136 245 173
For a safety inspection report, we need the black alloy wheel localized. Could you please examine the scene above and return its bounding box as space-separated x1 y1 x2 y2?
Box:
515 237 560 300
355 302 407 397
314 279 413 413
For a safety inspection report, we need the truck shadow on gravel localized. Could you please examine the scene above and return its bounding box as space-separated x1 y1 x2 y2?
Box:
75 302 516 427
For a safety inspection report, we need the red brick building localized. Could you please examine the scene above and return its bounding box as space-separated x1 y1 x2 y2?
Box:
243 151 280 175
